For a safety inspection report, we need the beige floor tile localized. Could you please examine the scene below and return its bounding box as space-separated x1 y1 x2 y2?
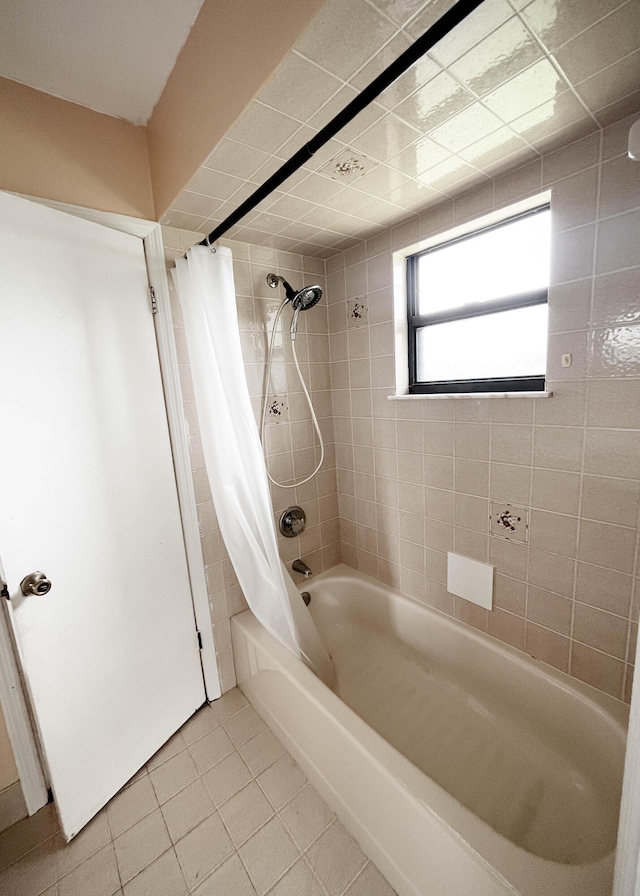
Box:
222 706 267 747
306 821 367 896
190 854 257 896
211 688 249 724
238 730 286 776
161 779 215 843
121 767 149 792
0 690 395 896
203 752 253 808
279 784 334 850
345 862 397 895
0 835 60 896
0 804 59 874
146 731 187 771
266 857 326 896
217 782 274 847
107 776 159 839
188 727 235 775
122 848 188 896
113 809 171 884
238 817 300 896
256 755 307 811
180 705 221 747
149 751 198 804
57 843 120 896
54 812 113 879
174 813 234 889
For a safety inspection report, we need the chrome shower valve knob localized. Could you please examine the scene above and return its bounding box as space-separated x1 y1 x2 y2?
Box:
279 506 306 537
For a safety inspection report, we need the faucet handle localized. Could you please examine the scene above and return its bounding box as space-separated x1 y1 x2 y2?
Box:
280 506 306 538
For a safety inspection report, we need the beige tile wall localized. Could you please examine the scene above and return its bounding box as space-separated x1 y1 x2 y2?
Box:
326 111 640 702
164 110 639 704
163 230 340 692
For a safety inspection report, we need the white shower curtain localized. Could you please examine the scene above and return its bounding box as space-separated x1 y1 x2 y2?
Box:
171 246 334 686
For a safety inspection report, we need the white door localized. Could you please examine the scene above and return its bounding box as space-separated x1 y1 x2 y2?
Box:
0 191 206 840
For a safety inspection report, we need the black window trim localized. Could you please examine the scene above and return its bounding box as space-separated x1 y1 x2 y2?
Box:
407 203 550 395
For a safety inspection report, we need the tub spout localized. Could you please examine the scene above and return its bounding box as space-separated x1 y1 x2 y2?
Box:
292 558 312 578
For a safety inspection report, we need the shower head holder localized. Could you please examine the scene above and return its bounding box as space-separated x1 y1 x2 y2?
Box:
266 273 283 289
267 273 296 302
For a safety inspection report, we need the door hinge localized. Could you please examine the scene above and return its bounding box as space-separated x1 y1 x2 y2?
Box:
197 630 203 650
149 286 158 315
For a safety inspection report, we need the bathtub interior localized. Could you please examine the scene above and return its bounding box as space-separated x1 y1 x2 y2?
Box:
301 567 627 867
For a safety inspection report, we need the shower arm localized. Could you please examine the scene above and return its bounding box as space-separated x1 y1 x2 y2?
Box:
198 0 485 249
266 273 296 302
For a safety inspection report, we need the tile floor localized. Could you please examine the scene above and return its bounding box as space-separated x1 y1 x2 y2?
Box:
0 688 397 896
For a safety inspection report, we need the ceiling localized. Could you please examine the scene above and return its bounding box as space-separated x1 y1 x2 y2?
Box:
0 0 205 124
162 0 640 257
1 0 638 255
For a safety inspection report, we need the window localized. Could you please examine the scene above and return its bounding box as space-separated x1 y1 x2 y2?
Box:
406 204 551 394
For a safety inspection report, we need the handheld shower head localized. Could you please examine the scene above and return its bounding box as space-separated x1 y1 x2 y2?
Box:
292 285 322 311
267 273 322 311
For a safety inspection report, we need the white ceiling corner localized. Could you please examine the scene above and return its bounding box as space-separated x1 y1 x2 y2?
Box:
0 0 206 124
2 0 639 257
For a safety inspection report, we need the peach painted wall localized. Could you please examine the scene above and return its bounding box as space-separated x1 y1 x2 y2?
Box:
0 0 325 221
0 78 154 218
147 0 326 218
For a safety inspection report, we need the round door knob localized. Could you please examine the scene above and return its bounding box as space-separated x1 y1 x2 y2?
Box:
20 572 52 596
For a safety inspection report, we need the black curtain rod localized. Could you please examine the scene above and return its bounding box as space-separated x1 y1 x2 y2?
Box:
199 0 486 247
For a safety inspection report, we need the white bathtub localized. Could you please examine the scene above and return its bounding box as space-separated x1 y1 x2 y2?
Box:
231 564 628 896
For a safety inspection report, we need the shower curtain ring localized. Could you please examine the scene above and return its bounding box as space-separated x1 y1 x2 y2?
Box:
205 234 218 253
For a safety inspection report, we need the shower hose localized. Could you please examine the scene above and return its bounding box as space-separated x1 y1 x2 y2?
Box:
260 297 324 488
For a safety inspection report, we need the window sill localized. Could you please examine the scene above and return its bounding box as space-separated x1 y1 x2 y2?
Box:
388 391 553 400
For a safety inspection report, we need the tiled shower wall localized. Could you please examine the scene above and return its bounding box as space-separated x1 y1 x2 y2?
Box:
163 231 340 693
327 111 640 702
165 109 639 704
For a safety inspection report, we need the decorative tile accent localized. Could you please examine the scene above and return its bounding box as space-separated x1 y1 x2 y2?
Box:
317 148 378 183
489 502 529 544
266 394 289 423
347 299 368 327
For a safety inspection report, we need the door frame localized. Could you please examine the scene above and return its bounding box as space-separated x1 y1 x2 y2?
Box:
0 194 220 817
